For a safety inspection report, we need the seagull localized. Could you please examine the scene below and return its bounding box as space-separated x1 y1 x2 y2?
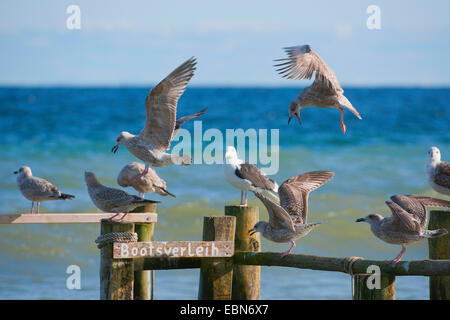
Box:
111 57 200 181
356 194 450 266
274 45 362 134
14 166 74 214
249 171 334 256
426 146 450 196
223 146 279 206
117 161 175 198
85 171 159 222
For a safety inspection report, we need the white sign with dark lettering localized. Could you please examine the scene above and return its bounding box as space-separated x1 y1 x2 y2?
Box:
113 241 234 259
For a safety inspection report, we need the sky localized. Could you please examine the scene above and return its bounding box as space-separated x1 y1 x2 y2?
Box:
0 0 449 86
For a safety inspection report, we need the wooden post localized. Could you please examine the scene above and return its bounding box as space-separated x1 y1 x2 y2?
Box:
100 220 134 300
428 210 450 300
225 205 261 300
133 204 157 300
198 216 236 300
352 273 395 300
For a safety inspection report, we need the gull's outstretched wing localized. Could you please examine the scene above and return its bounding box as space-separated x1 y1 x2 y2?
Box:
279 171 334 224
139 57 197 150
254 192 295 232
274 45 342 93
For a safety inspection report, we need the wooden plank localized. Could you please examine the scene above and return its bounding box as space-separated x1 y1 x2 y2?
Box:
114 241 234 259
0 213 157 224
198 216 236 300
428 210 450 300
225 205 261 300
100 221 134 300
234 252 450 276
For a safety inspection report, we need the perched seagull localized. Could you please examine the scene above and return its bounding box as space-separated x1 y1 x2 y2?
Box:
111 57 200 181
117 161 175 198
85 172 159 222
426 146 450 196
223 146 279 206
356 194 450 266
249 171 334 256
274 45 362 133
14 166 74 214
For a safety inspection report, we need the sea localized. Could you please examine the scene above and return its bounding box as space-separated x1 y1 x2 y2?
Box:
0 86 449 299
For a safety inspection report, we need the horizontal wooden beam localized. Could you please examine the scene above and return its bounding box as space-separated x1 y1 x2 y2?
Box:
114 241 234 259
0 213 157 224
233 252 450 277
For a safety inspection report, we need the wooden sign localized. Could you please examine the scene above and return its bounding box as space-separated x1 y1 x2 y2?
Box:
0 213 157 224
113 241 234 259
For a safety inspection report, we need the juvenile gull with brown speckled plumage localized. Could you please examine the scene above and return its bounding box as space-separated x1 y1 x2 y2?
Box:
14 166 74 214
249 171 334 256
85 171 158 222
117 162 175 198
356 194 450 265
274 45 362 133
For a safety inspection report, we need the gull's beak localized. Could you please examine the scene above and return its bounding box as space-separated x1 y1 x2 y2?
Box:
224 151 229 158
295 112 301 125
111 144 119 154
355 218 365 223
248 227 256 236
288 112 301 125
13 171 18 174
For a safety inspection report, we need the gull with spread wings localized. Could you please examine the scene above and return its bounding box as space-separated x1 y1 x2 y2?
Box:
274 45 362 134
112 57 204 181
356 195 450 266
249 171 334 256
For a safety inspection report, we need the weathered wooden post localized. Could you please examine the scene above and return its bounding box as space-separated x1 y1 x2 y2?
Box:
198 216 236 300
352 273 396 300
133 204 157 300
225 205 261 300
428 210 450 300
100 220 135 300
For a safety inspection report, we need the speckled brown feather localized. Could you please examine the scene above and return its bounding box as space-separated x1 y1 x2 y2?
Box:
279 171 334 224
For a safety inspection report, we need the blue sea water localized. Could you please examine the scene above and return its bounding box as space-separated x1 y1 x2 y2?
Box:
0 86 449 299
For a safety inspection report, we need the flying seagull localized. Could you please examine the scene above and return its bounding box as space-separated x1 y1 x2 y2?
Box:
223 146 279 206
14 166 74 214
85 171 159 222
117 162 175 198
274 45 362 133
111 57 200 182
426 146 450 196
249 171 334 256
356 194 450 266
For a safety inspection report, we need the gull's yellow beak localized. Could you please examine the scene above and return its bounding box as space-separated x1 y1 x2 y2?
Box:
248 227 256 236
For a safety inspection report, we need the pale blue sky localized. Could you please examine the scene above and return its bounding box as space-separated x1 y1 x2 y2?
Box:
1 0 449 86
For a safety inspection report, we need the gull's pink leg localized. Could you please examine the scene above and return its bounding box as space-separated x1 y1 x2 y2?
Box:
240 190 244 206
129 165 149 183
30 201 34 214
339 107 346 134
390 244 406 266
116 212 129 223
142 193 145 199
36 202 40 214
107 211 121 222
244 191 248 206
280 241 296 257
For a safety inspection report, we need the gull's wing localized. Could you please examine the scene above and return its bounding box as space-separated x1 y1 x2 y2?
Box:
385 200 421 233
175 107 208 131
274 45 342 93
391 194 450 230
279 171 334 224
235 163 277 191
435 161 450 189
139 57 197 150
254 192 295 232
